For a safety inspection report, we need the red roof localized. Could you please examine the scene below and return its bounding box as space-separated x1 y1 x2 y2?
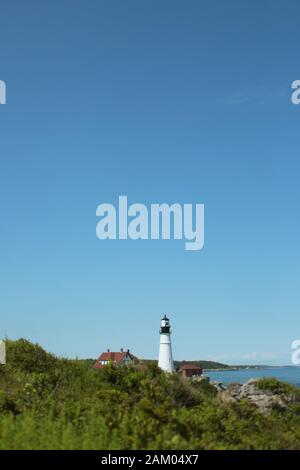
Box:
93 350 138 369
179 363 203 371
98 352 126 363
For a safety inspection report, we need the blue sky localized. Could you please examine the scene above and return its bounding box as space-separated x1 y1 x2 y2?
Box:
0 1 299 364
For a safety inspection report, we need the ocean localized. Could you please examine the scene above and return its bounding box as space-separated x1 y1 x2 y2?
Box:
206 366 300 387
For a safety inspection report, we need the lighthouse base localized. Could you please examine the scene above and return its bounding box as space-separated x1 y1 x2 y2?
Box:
158 333 174 373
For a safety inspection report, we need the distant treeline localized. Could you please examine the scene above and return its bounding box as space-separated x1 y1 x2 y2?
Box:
174 360 229 370
73 358 272 371
82 358 229 370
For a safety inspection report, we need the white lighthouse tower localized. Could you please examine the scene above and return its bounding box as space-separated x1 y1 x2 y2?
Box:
158 315 174 373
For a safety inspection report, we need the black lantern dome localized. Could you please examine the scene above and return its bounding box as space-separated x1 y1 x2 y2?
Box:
160 314 171 334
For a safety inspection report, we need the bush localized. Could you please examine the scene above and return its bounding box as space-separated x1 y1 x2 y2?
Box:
257 378 298 396
6 339 57 374
0 339 300 449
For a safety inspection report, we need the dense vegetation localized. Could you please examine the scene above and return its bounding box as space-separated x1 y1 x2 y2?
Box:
1 339 300 450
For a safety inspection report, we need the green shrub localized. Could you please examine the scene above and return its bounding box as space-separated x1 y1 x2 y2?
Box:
0 339 300 450
257 377 298 396
6 339 57 374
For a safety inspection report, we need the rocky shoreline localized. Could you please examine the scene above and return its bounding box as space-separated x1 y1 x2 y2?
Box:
210 378 297 414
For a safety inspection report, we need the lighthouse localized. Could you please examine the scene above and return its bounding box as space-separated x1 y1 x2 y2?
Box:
158 315 174 373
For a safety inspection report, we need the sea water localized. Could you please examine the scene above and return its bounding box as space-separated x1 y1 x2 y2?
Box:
206 366 300 387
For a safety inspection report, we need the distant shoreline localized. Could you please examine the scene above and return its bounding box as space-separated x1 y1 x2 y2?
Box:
204 366 274 372
204 365 298 372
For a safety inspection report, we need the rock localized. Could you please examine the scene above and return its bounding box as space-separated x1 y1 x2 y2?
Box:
219 383 242 403
210 381 226 392
191 375 210 384
213 378 294 414
240 378 267 397
246 393 288 414
226 382 243 397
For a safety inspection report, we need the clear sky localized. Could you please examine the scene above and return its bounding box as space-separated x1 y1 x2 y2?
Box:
0 1 299 365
